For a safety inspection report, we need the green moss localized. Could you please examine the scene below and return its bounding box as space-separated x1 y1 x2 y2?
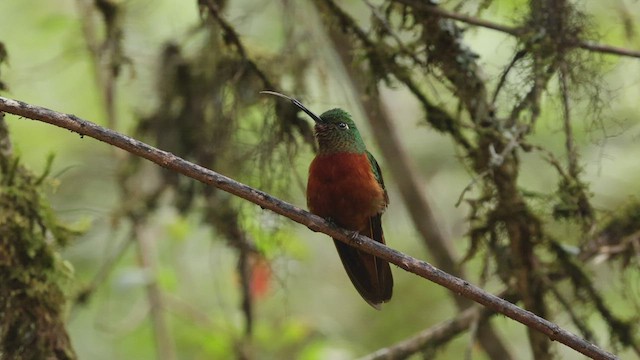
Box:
600 201 640 240
0 155 79 359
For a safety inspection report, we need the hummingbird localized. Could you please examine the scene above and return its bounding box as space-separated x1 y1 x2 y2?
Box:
261 91 393 308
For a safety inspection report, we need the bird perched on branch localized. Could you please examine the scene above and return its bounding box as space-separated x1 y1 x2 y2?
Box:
261 91 393 309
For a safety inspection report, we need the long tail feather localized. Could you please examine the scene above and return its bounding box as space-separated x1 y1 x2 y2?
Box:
333 214 393 308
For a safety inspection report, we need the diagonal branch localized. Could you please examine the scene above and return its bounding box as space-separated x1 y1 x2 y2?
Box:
360 290 518 360
0 96 617 360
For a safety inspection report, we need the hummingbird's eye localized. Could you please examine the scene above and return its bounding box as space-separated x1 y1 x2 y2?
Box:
337 122 349 130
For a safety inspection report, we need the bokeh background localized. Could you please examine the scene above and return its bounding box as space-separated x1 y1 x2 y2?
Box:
1 0 639 359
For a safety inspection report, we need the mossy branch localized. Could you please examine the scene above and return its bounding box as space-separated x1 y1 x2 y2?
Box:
392 0 640 59
0 110 77 359
0 96 619 360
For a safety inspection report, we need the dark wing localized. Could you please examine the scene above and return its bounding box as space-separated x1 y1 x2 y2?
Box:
366 151 392 303
366 151 389 207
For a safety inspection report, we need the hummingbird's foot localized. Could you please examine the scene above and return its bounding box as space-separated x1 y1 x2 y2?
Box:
323 218 360 241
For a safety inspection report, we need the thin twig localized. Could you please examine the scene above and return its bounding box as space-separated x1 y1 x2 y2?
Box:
543 276 595 342
0 96 619 360
360 291 518 360
393 0 521 35
559 65 578 178
576 41 640 59
455 170 489 207
0 112 13 170
134 221 176 360
491 50 527 106
392 0 640 59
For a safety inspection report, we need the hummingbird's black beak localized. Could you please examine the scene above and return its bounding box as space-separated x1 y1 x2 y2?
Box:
260 90 323 123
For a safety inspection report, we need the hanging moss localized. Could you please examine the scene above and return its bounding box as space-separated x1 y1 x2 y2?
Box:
0 150 78 359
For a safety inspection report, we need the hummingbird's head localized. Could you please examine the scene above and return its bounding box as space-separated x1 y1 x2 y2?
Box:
314 108 366 154
261 90 367 154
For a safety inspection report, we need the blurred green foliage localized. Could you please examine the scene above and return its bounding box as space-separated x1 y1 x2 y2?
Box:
1 0 639 359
